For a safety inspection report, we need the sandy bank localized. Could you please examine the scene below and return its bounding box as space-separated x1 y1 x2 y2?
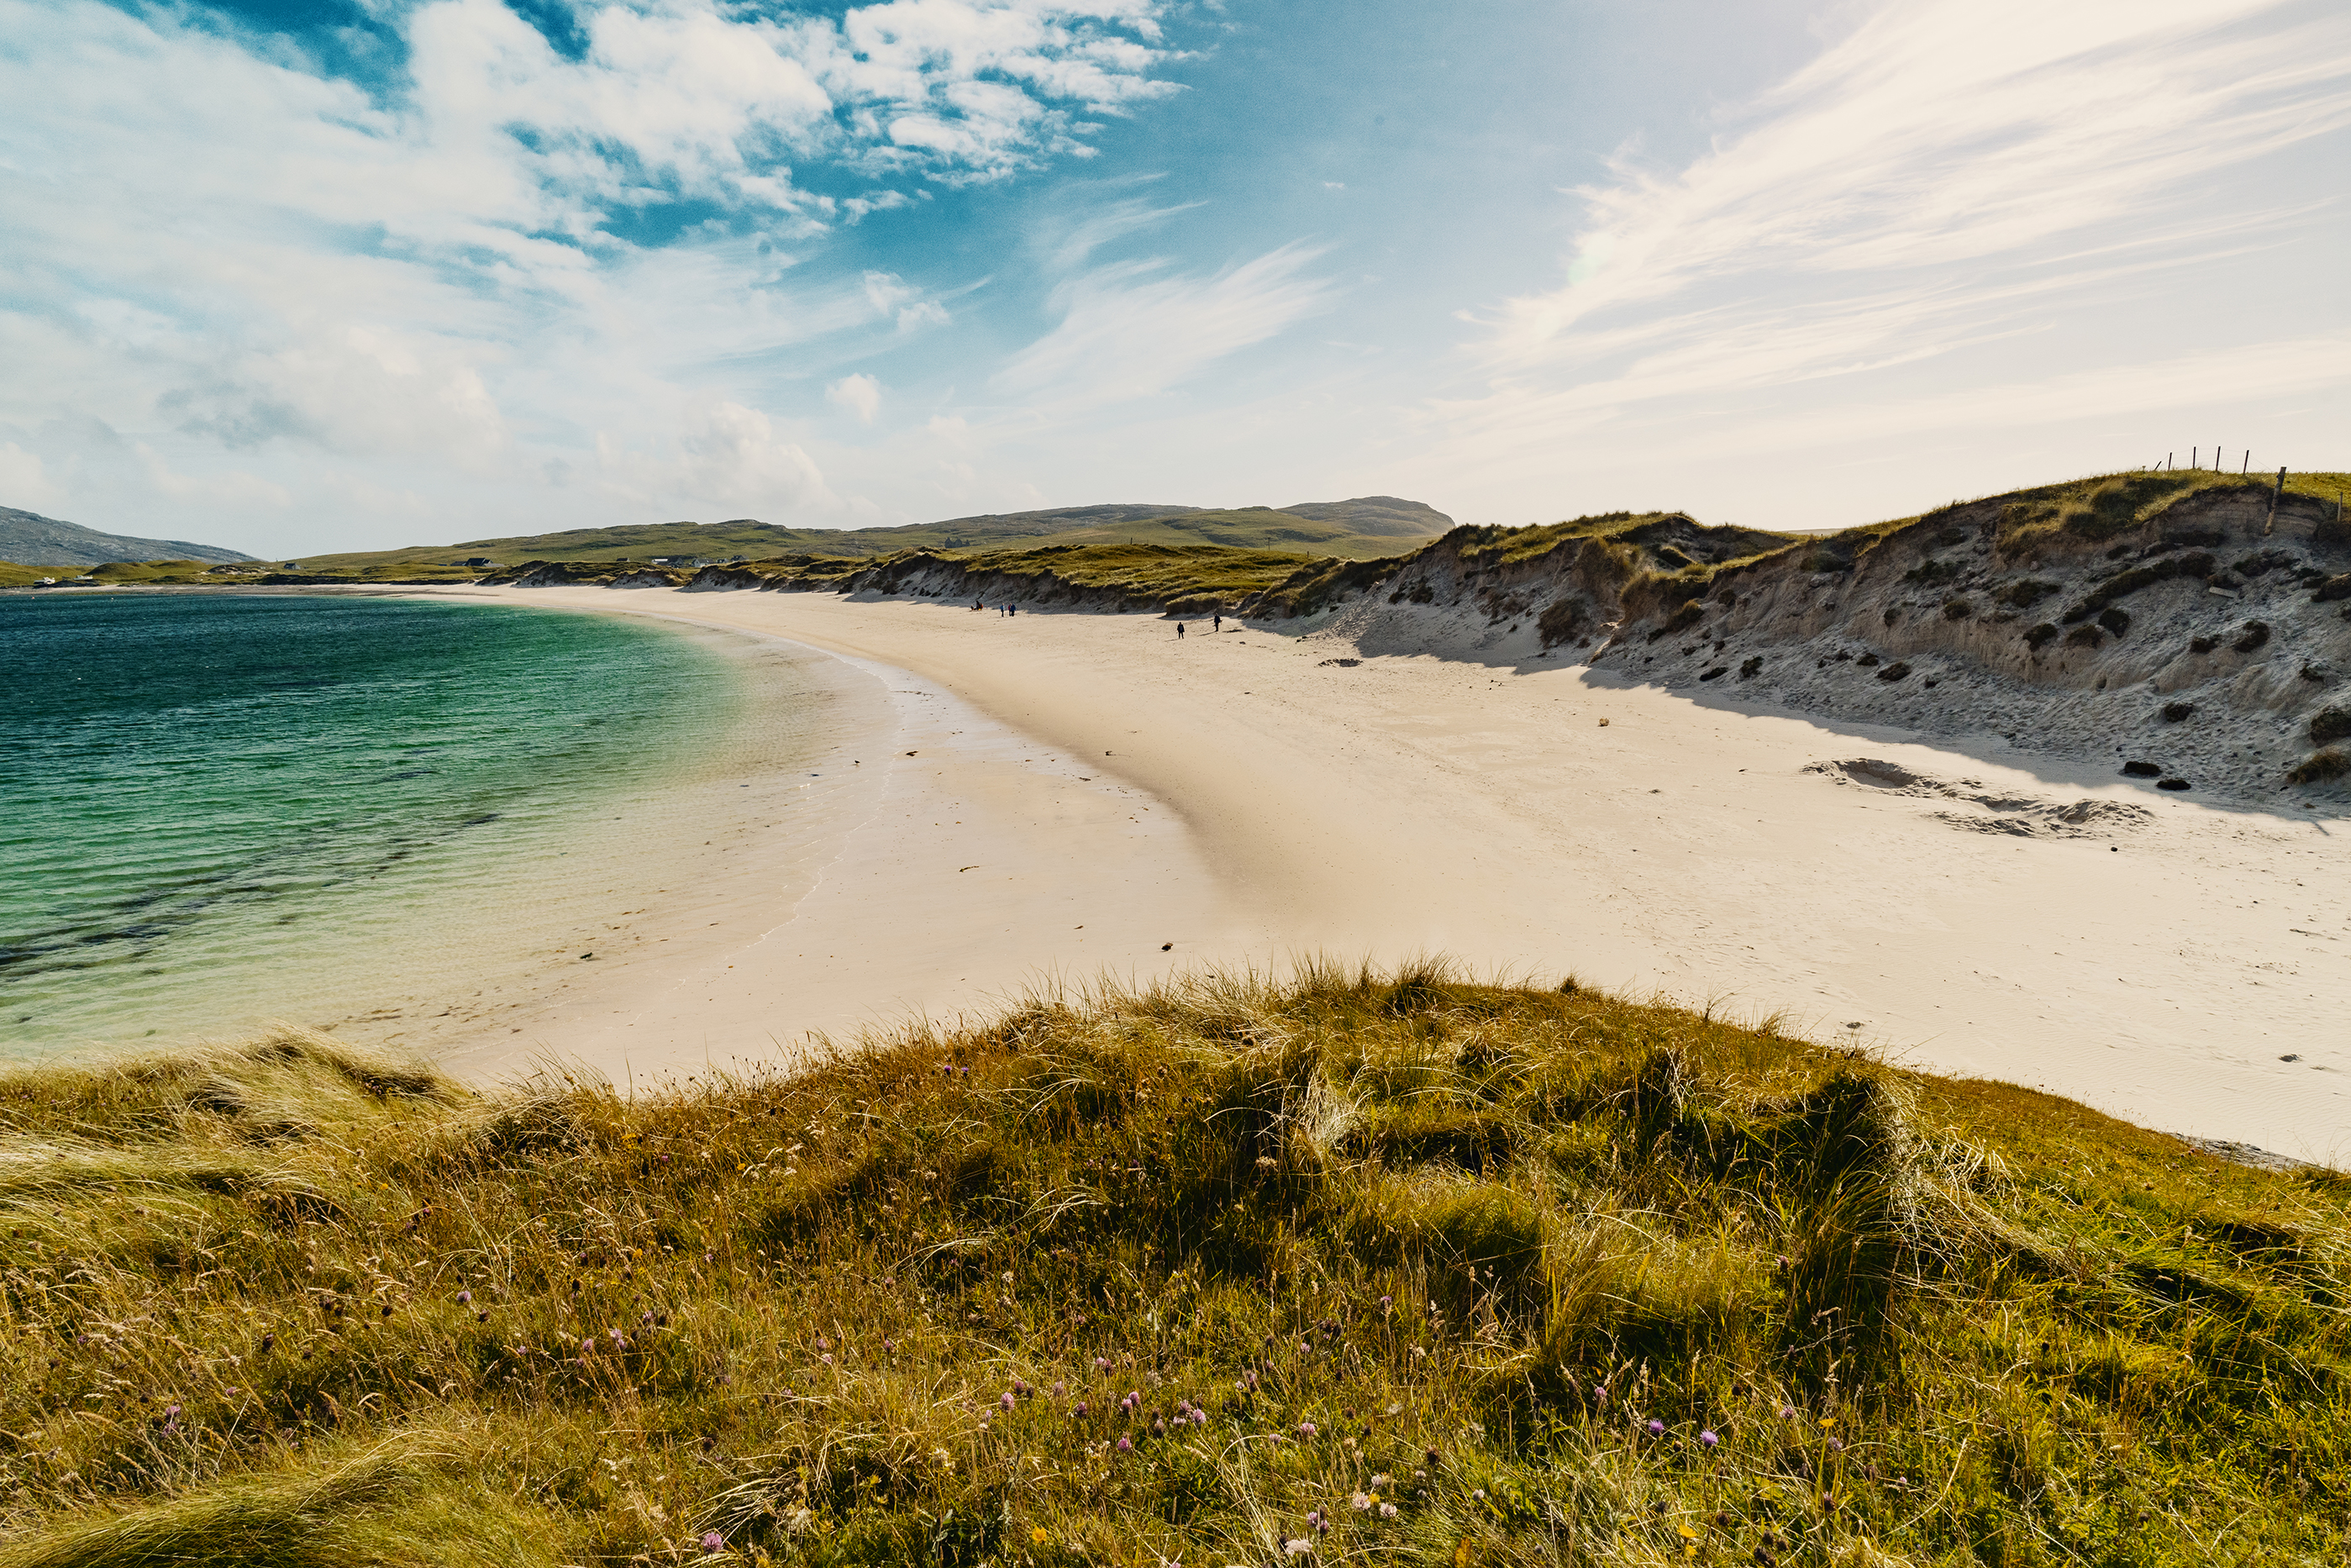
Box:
436 585 2348 1160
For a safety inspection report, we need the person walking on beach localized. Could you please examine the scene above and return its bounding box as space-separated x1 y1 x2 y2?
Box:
1213 613 1222 633
1176 622 1186 639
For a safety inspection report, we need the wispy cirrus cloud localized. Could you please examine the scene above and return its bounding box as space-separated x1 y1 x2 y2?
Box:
1436 0 2351 481
993 224 1338 410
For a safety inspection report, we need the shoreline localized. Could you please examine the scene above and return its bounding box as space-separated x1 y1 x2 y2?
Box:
423 584 2349 1160
421 628 1230 1087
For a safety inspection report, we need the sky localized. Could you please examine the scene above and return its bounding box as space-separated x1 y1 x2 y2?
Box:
2 0 2347 555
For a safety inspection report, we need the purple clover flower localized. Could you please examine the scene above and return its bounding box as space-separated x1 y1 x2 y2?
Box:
701 1532 724 1555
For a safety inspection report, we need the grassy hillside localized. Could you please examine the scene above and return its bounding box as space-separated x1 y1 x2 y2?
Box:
1 966 2341 1567
292 499 1451 576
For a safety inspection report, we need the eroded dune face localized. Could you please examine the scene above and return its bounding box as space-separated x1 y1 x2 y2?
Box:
553 476 2351 802
1280 482 2351 802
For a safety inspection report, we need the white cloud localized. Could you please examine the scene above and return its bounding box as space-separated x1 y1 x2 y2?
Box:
0 0 1178 542
0 443 55 511
134 443 293 509
994 242 1339 408
1442 0 2351 473
599 399 838 517
828 373 884 424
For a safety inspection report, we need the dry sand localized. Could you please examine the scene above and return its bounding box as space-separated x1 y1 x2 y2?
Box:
428 585 2350 1162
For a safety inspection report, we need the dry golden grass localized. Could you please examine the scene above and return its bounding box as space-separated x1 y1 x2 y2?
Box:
1 966 2343 1566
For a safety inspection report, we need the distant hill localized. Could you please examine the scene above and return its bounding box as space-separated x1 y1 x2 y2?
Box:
292 497 1455 576
0 505 255 567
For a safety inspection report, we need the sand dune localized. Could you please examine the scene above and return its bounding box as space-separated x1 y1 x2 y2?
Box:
428 585 2349 1162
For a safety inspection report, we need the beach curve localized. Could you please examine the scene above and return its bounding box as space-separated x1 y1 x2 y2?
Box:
426 583 2351 1160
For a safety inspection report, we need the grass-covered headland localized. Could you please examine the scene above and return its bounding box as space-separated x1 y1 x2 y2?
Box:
2 966 2343 1567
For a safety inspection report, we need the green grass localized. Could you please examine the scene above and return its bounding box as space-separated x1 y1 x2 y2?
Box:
1841 470 2351 560
1000 513 1428 561
289 508 1438 578
2 966 2343 1566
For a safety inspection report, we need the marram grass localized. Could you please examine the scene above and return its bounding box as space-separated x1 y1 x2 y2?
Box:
1 964 2344 1567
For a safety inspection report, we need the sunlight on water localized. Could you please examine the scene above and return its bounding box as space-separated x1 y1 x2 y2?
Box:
1 592 787 1055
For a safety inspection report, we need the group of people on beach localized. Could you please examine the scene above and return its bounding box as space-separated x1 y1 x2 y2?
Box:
965 597 1229 639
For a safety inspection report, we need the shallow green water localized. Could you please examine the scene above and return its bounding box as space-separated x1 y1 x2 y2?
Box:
1 592 749 1054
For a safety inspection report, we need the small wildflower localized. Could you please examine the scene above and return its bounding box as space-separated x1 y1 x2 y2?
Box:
1094 1356 1112 1371
820 1354 834 1366
701 1532 724 1555
1828 1437 1844 1452
455 1291 471 1305
1647 1419 1665 1435
1701 1430 1720 1448
1072 1401 1088 1416
1297 1420 1318 1437
1001 1392 1017 1412
1031 1528 1050 1546
1350 1492 1371 1512
1283 1542 1311 1558
1052 1381 1066 1398
1379 1502 1397 1519
1116 1435 1133 1452
1380 1294 1393 1308
1779 1405 1796 1418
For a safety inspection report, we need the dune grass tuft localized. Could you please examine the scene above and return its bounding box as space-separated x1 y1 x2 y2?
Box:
1 976 2343 1566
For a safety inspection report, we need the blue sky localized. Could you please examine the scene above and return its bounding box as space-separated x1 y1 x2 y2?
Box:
2 0 2346 554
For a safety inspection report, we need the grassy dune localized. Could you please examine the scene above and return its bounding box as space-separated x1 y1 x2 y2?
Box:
1 967 2344 1567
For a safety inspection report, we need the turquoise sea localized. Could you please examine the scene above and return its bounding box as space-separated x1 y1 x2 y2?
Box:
1 592 770 1057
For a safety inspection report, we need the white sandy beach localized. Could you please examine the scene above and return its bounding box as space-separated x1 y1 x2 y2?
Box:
424 585 2350 1162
